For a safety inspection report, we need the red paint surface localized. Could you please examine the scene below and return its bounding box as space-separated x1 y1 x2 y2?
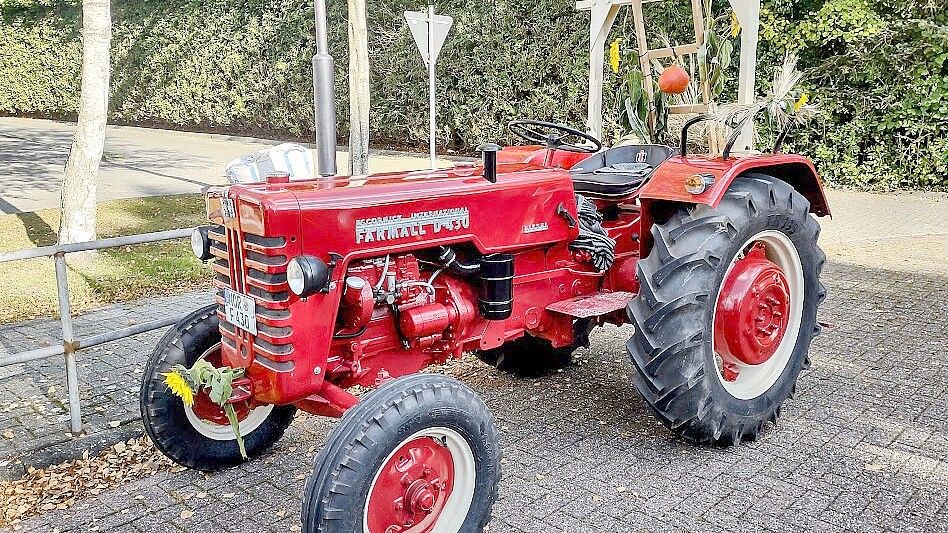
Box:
498 145 592 169
714 243 791 367
639 153 831 216
187 346 254 425
365 436 455 533
203 144 829 413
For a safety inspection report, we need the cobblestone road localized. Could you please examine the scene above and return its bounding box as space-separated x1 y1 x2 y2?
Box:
2 258 946 532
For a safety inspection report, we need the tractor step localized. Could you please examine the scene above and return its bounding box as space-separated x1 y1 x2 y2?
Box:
546 291 635 318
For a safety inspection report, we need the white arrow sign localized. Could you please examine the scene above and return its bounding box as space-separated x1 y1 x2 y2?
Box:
405 9 453 68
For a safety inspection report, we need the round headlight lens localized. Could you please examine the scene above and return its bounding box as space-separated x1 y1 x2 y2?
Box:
286 255 330 297
287 257 306 295
191 227 211 261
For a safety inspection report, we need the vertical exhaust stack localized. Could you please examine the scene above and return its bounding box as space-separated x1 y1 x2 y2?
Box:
312 0 337 177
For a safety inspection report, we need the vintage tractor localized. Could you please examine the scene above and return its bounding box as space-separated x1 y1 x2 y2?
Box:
139 1 829 531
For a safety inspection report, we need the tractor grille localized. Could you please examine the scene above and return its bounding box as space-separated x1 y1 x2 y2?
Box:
208 226 295 370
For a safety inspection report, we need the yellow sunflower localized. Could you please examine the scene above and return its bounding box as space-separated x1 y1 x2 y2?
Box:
794 92 810 112
730 11 741 38
163 370 195 407
609 38 622 74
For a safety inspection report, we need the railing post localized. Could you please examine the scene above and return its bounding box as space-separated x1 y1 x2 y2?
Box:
54 252 84 436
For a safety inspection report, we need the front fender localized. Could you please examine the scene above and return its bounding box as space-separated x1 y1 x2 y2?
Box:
638 154 831 217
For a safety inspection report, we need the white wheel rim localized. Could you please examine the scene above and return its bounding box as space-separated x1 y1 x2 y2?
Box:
182 344 274 440
363 427 476 533
712 230 804 400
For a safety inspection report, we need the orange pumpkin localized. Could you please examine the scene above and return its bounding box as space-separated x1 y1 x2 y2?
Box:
658 64 690 94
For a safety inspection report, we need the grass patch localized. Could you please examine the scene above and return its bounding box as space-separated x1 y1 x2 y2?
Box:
0 194 211 325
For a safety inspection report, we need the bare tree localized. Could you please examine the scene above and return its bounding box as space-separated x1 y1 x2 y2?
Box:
347 0 370 176
58 0 111 246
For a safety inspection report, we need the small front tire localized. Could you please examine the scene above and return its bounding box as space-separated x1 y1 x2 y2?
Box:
140 305 296 471
302 374 501 533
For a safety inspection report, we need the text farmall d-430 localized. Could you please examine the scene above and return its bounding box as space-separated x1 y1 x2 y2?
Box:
140 1 829 531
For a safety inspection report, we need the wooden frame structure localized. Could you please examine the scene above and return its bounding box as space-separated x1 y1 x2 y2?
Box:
578 0 760 151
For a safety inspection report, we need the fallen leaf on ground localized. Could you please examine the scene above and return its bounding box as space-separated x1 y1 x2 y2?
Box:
0 437 174 528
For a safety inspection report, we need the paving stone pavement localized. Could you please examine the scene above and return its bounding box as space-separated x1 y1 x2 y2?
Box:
0 290 214 473
1 259 945 532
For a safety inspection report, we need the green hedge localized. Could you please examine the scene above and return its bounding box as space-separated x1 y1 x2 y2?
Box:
1 0 946 190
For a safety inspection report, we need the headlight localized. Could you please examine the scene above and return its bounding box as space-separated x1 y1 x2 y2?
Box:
684 173 715 195
191 227 212 261
287 255 330 297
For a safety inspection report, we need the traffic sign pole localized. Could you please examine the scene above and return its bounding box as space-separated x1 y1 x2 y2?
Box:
405 7 453 170
428 5 437 169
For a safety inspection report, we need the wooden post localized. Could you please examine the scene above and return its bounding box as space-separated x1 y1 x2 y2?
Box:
347 0 370 176
582 0 621 139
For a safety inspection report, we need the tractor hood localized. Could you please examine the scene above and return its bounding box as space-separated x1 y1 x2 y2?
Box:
207 163 580 257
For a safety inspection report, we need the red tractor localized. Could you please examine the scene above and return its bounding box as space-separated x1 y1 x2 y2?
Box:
139 6 829 533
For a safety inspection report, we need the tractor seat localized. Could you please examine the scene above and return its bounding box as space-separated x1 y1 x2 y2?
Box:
570 144 676 199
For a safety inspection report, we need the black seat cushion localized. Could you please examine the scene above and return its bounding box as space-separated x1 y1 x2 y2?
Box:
570 145 676 198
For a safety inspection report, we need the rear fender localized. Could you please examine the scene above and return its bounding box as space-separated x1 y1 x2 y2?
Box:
636 154 831 254
638 154 830 216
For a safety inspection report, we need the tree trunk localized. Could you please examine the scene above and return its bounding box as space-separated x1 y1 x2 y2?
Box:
58 0 111 246
347 0 370 176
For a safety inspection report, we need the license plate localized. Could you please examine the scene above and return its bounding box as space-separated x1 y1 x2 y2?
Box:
223 289 257 335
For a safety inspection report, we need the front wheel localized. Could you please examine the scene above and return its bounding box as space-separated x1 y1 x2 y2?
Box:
302 374 501 533
140 305 296 470
627 174 826 445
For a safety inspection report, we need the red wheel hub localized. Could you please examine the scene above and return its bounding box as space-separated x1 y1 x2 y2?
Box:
714 242 791 374
188 347 253 425
366 436 455 533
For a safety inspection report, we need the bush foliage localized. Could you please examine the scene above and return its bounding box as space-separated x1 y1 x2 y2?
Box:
1 0 945 190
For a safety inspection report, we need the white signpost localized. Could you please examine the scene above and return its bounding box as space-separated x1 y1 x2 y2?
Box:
405 7 454 169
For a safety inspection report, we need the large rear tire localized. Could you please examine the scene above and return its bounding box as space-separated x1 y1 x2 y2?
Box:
627 174 826 445
302 374 501 533
140 305 296 470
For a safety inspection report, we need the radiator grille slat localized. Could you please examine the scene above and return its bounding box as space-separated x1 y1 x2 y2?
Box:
215 225 295 364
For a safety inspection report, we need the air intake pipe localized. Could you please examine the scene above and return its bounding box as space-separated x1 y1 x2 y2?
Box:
312 0 337 177
436 246 481 276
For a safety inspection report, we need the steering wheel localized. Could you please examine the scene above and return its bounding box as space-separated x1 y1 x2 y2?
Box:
508 120 603 153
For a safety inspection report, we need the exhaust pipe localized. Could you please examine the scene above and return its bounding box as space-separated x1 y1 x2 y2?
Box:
312 0 337 177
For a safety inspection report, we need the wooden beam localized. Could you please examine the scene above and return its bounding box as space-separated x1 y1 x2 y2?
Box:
643 43 699 61
669 103 709 114
577 0 636 10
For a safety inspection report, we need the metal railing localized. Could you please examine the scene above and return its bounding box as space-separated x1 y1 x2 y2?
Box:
0 228 200 435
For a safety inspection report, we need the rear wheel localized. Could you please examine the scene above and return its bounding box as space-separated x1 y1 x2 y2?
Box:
627 174 826 445
302 374 501 533
140 305 296 470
